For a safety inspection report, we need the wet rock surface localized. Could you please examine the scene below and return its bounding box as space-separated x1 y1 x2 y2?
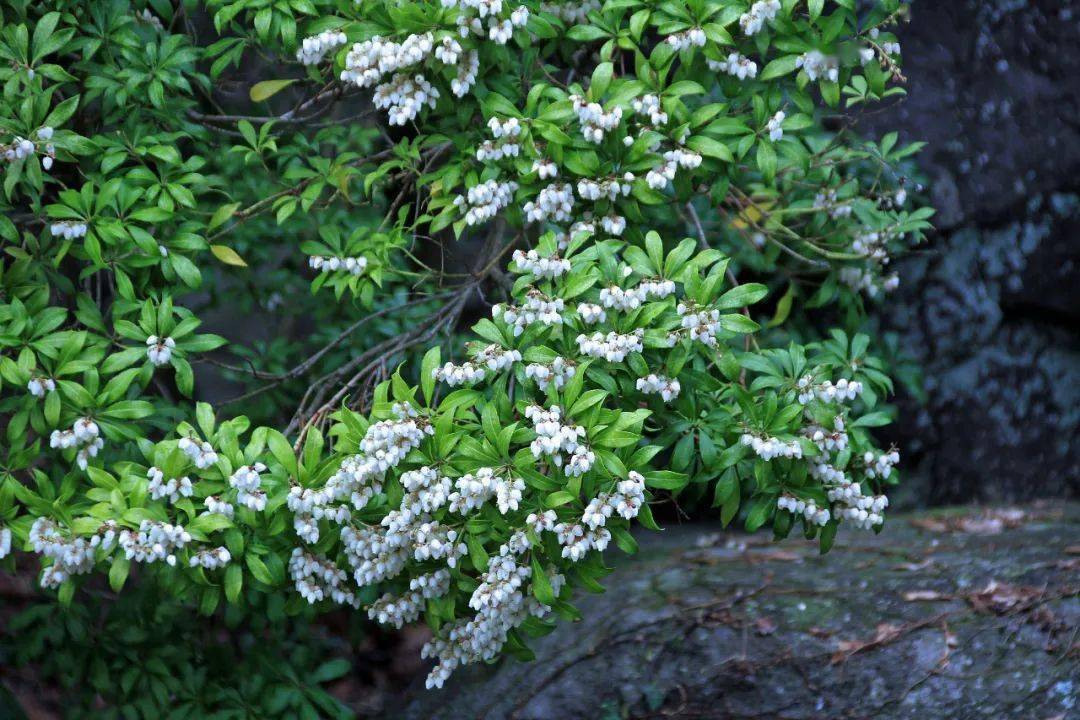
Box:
857 0 1080 503
394 505 1079 720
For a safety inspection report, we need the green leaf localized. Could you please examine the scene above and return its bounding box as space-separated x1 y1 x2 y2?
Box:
756 141 777 183
744 497 771 532
714 283 768 310
686 135 733 162
267 430 298 478
760 55 800 80
109 556 130 592
421 346 440 405
224 564 242 602
852 411 892 427
567 25 608 41
530 556 555 605
590 62 613 99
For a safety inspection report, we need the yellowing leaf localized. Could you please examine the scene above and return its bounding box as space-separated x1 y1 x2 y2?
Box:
210 244 247 267
249 79 295 103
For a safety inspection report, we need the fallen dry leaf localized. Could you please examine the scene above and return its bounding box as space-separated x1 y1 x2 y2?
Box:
754 616 778 636
965 580 1044 614
909 507 1031 535
903 590 948 602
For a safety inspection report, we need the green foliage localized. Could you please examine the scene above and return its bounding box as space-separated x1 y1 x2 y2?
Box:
0 0 929 708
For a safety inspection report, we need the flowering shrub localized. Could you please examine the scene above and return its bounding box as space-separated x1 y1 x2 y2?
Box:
0 0 930 699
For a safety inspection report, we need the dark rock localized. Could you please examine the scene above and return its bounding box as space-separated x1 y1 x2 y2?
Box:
857 0 1080 502
393 506 1079 720
861 1 1080 229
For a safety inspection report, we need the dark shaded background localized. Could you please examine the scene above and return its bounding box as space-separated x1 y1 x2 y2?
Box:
861 0 1079 505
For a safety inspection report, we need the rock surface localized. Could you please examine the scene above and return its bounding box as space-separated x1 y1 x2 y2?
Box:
394 505 1078 720
857 0 1080 503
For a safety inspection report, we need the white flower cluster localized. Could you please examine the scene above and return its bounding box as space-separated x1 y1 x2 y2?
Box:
309 255 368 275
797 50 839 82
828 481 888 530
526 404 593 475
571 95 623 143
572 471 646 559
27 376 55 398
179 436 219 469
48 220 88 239
531 158 558 179
741 432 804 460
540 0 599 24
118 520 191 566
230 462 268 511
839 267 899 298
189 546 232 569
766 110 785 142
289 548 358 606
373 72 440 125
666 27 706 51
451 50 480 96
636 374 681 402
852 228 891 261
4 136 35 161
456 179 519 225
576 175 634 202
708 53 758 79
523 182 574 223
204 495 235 519
297 29 347 65
435 36 463 64
368 569 452 628
599 284 646 311
421 552 561 689
576 328 644 362
868 28 901 56
448 467 524 515
287 487 349 544
49 417 103 470
477 116 522 161
777 494 830 526
577 302 607 324
29 518 114 588
341 33 434 88
493 291 565 336
805 416 849 453
4 127 55 169
511 248 570 279
674 302 723 347
433 344 521 386
814 188 852 219
448 0 529 44
0 526 10 560
359 404 434 477
600 214 627 236
598 277 675 312
739 0 780 36
145 335 175 366
631 94 668 126
647 148 700 190
796 375 863 404
525 356 576 391
864 449 900 479
146 467 194 504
